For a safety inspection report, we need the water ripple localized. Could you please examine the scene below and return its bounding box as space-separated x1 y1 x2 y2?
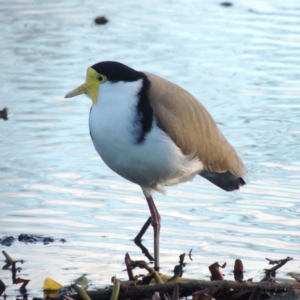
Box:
1 0 300 297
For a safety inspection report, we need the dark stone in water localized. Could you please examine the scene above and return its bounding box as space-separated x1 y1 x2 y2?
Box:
0 108 8 120
0 279 5 296
220 2 233 7
94 16 109 25
18 233 39 243
0 234 66 246
0 236 15 246
42 237 54 245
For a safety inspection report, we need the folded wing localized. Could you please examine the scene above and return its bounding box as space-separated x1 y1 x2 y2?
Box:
145 72 246 190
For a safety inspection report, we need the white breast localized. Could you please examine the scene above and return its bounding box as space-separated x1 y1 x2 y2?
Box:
89 80 204 194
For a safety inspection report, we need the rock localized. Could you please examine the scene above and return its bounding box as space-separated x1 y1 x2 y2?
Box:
94 16 109 25
220 2 233 7
0 108 8 120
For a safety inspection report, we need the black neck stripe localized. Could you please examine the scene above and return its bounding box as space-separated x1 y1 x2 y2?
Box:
135 76 153 144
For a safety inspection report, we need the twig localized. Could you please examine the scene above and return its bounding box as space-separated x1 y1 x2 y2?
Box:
124 253 134 281
188 249 193 261
69 280 296 300
265 257 293 271
128 258 163 284
263 256 293 281
167 253 185 282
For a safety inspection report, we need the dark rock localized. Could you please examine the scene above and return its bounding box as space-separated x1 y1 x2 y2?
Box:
43 237 54 245
0 108 8 120
0 279 6 296
94 16 109 25
0 236 15 246
1 234 66 245
18 233 39 243
220 2 233 7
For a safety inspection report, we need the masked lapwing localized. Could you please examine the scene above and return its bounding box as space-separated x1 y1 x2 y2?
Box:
65 61 246 271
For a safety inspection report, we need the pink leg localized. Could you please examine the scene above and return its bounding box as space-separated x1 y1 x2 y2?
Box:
145 194 161 271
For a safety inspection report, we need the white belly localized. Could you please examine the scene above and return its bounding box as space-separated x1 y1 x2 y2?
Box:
89 104 203 193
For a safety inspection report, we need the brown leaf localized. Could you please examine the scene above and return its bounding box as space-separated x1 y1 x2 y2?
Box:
209 262 226 280
192 288 215 300
233 259 244 281
234 259 243 272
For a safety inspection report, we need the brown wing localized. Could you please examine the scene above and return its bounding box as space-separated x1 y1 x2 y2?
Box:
145 72 247 178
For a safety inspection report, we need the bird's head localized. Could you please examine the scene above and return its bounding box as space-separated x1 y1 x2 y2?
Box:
65 61 144 105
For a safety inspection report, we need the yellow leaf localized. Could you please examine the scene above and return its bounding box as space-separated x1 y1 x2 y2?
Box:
43 278 63 291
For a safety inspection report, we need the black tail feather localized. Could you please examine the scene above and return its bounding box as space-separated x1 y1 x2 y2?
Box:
199 170 245 192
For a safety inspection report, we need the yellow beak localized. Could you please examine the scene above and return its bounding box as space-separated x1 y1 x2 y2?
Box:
64 83 87 98
65 67 102 105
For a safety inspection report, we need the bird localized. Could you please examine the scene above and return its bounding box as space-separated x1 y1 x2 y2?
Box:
65 61 246 271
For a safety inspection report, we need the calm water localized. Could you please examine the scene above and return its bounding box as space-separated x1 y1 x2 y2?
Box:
1 0 300 297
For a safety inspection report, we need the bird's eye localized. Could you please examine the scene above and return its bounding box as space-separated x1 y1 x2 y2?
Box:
98 75 104 81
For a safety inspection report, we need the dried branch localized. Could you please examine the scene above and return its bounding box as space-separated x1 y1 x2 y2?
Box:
262 257 293 281
69 280 297 300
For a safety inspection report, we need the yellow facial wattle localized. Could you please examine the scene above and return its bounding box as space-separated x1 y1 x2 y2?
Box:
65 67 107 105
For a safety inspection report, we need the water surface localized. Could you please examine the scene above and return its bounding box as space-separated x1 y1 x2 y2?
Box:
1 0 300 297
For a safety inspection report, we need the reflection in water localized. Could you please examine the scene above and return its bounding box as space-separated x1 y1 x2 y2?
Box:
1 0 300 297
